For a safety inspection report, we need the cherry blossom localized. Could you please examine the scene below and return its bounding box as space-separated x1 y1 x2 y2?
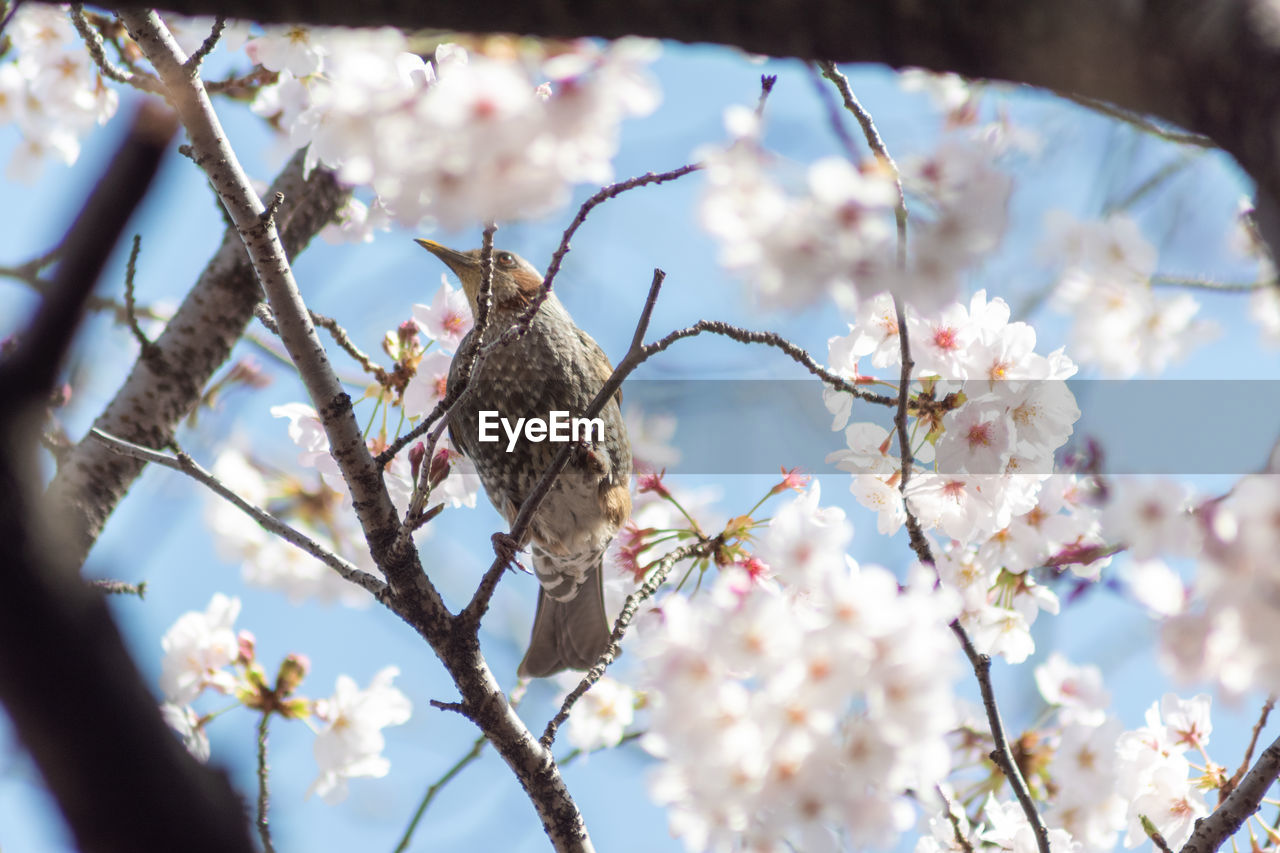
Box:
1158 474 1280 694
310 666 412 804
160 702 211 762
401 350 453 418
1042 211 1217 376
1114 694 1212 849
251 35 659 228
159 593 242 704
564 675 637 752
412 276 473 354
1101 478 1201 560
639 487 959 851
0 4 119 179
1034 653 1111 726
979 794 1081 853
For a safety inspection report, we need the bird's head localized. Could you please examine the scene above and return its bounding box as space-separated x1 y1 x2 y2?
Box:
415 239 544 318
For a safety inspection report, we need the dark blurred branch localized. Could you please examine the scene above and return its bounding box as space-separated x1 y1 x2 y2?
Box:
78 0 1280 259
0 102 258 853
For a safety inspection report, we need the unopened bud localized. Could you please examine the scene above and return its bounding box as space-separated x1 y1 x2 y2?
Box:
428 447 451 488
409 442 426 481
275 653 310 696
236 630 256 665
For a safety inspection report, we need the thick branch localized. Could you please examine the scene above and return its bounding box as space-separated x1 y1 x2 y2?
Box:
1181 733 1280 853
45 148 348 568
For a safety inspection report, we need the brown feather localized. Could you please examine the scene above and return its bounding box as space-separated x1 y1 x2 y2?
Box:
600 481 632 530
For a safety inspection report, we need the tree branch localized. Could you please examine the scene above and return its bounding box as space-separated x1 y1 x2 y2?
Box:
88 428 389 601
821 63 1051 853
255 712 275 853
118 13 595 850
45 147 348 567
1181 732 1280 853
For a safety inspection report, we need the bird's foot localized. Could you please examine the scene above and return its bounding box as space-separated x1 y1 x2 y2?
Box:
492 532 530 574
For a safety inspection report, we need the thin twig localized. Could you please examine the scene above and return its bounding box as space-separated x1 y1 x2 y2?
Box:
1150 274 1269 293
206 66 279 95
90 579 147 598
557 729 645 767
642 319 894 407
937 786 975 853
754 74 777 116
816 60 908 252
255 712 275 853
428 699 469 717
809 63 864 163
541 539 713 748
183 15 225 72
0 0 23 43
1221 696 1276 802
310 310 382 375
89 429 390 601
68 5 162 93
392 733 488 853
253 302 279 334
1102 154 1199 217
952 623 1050 853
820 58 1051 853
123 234 157 357
495 165 700 349
0 245 60 289
1061 92 1216 148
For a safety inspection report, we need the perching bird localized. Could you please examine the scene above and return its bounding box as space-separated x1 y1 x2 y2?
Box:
416 239 632 678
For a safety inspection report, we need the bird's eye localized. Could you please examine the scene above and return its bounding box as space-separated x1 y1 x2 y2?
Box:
496 252 516 268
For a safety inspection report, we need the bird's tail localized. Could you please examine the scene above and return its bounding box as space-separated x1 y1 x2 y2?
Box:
518 555 611 678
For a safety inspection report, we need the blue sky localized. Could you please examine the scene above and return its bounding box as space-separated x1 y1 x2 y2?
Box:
2 36 1278 853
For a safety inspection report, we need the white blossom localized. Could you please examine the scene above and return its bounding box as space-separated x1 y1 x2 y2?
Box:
310 666 412 804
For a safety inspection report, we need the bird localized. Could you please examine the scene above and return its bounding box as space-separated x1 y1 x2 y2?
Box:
416 239 632 678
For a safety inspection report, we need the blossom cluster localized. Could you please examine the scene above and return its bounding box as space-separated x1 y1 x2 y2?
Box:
825 290 1094 662
157 593 411 803
697 105 1010 313
248 27 660 229
638 485 961 852
1031 654 1126 852
1041 211 1216 377
921 657 1215 853
0 4 119 181
1158 474 1280 696
1114 693 1212 849
1091 470 1280 700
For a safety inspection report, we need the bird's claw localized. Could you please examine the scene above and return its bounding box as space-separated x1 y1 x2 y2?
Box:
492 532 530 574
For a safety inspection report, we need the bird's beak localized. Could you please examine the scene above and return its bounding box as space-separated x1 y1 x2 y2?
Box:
414 239 477 277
